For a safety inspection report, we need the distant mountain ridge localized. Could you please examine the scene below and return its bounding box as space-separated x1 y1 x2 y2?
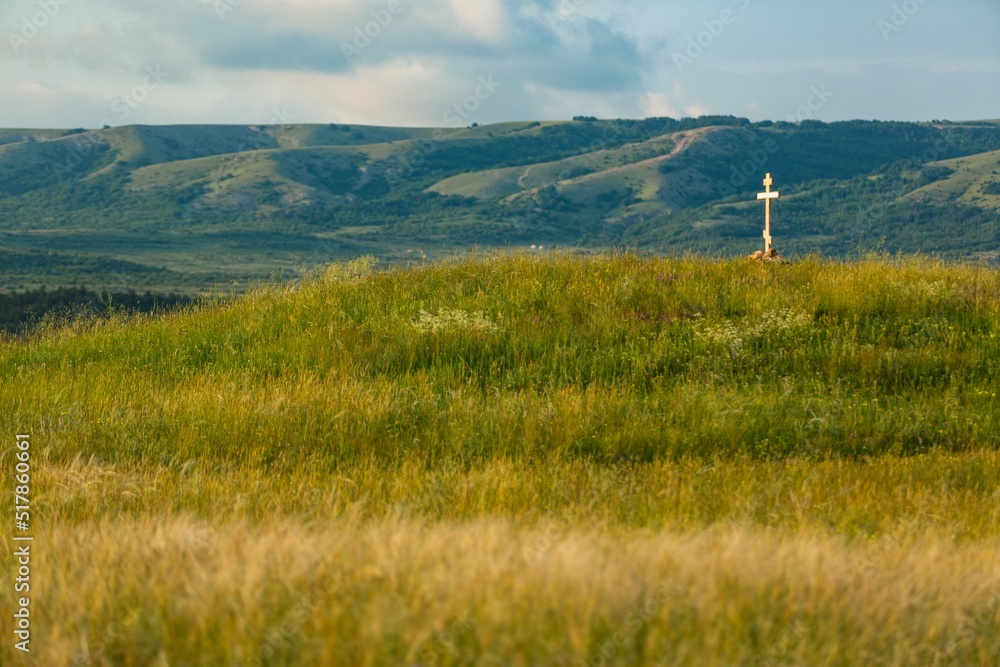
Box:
0 117 998 291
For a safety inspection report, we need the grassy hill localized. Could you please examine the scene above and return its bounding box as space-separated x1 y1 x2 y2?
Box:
1 253 1000 665
904 149 1000 211
1 117 1000 294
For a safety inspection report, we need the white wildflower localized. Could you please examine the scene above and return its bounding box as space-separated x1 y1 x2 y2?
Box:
894 280 952 299
698 308 812 351
410 308 500 335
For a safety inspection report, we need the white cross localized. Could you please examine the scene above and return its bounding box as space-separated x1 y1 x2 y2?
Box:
756 173 780 252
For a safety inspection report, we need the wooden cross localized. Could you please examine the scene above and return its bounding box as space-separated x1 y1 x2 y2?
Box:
756 173 780 252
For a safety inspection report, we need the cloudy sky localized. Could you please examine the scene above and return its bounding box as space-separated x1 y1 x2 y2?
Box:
1 0 998 129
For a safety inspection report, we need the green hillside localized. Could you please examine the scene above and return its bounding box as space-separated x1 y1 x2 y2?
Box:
3 253 1000 665
1 117 999 292
904 149 1000 211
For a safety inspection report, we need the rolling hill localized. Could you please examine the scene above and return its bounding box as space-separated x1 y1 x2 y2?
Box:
1 117 999 292
4 253 1000 665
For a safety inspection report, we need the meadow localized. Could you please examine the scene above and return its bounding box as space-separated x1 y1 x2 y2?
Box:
2 252 1000 666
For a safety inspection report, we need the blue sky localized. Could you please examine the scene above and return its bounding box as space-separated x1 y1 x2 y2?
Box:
1 0 998 128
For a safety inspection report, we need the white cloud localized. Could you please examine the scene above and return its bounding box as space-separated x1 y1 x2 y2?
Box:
641 92 680 119
716 58 868 77
683 101 711 117
237 0 368 30
446 0 508 44
151 59 453 127
522 81 642 120
0 0 995 127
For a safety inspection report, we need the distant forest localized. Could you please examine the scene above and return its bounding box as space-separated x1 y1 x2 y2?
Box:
0 287 192 334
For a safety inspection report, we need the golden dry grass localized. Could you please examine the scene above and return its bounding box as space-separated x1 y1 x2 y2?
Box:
25 519 1000 666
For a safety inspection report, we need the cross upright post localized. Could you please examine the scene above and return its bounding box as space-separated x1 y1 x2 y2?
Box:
756 173 780 253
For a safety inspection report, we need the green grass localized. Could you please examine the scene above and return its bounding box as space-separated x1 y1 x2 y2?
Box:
2 252 1000 665
429 132 680 201
905 149 1000 211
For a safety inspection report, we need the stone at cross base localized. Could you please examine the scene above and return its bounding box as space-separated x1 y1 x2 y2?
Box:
749 247 787 264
